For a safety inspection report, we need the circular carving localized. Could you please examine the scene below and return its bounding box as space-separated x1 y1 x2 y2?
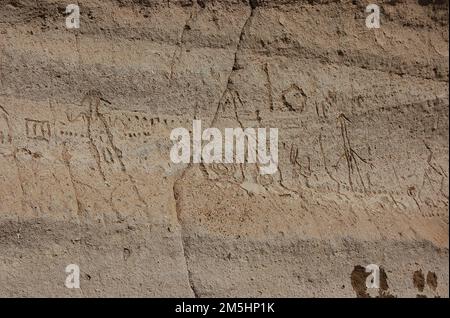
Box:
257 173 274 187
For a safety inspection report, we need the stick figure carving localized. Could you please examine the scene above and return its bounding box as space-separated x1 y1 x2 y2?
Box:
82 91 124 180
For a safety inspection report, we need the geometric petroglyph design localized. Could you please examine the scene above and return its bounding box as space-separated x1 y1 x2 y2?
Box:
25 118 51 142
281 84 307 112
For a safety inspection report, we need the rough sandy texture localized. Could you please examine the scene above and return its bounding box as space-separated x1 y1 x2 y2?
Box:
0 0 448 297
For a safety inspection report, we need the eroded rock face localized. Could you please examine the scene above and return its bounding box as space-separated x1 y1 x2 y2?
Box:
0 0 448 297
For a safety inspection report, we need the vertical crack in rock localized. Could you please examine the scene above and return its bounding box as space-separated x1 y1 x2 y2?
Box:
263 62 275 112
169 5 198 84
211 1 257 126
173 164 199 297
61 143 84 217
172 1 257 297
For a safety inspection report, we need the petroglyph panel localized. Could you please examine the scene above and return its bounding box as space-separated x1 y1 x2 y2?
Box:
0 0 448 297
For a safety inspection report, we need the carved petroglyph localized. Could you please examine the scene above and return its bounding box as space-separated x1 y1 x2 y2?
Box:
334 113 374 193
209 162 244 184
0 105 12 147
420 142 449 203
289 144 312 179
0 92 444 216
122 116 181 140
25 119 51 142
0 0 448 298
82 93 122 178
213 89 247 126
257 173 274 187
281 84 307 113
91 94 149 207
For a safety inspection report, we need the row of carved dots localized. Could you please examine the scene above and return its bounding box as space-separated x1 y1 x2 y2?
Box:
59 130 87 138
123 116 175 125
125 131 152 138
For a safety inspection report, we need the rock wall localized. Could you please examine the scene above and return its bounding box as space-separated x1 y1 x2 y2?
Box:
0 0 448 297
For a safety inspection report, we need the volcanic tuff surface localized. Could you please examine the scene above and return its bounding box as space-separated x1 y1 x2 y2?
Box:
0 0 448 297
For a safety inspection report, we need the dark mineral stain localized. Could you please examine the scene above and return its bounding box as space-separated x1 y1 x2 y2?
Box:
351 265 370 298
413 270 425 292
426 271 438 290
351 265 396 298
378 268 395 298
